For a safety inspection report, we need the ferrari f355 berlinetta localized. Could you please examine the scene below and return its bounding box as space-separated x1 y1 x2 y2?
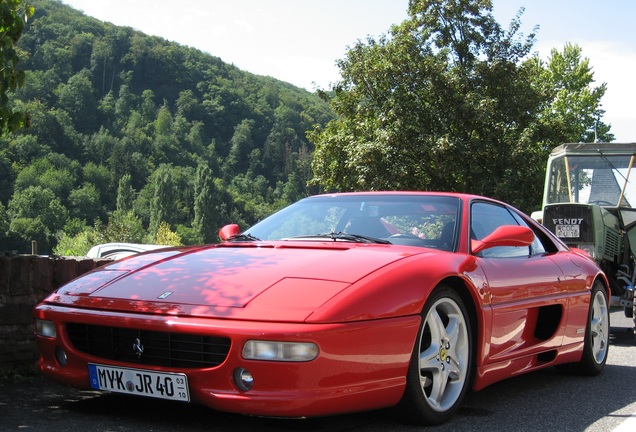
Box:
34 192 609 425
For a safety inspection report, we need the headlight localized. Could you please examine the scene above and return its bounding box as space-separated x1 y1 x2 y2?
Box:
35 320 57 338
242 340 319 362
577 244 596 259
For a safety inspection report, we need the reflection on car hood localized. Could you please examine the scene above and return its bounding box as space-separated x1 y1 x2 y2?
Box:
46 242 423 320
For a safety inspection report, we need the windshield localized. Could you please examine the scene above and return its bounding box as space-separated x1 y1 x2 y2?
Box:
244 194 461 251
546 154 636 207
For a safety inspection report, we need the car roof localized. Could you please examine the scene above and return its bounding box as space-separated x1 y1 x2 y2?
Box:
304 191 501 203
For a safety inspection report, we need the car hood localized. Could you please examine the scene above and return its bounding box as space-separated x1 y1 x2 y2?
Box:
45 242 425 321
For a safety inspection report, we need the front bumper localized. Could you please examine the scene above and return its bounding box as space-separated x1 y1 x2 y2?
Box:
33 304 420 417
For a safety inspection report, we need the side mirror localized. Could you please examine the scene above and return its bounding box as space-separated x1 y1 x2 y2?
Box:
471 225 534 255
218 224 240 241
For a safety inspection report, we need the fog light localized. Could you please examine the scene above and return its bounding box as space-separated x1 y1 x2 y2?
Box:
55 346 67 367
243 340 319 362
233 367 254 391
35 319 57 338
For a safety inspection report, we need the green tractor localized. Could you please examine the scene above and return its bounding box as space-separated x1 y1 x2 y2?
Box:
533 142 636 327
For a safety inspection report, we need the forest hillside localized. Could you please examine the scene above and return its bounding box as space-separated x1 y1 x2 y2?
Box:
0 0 335 254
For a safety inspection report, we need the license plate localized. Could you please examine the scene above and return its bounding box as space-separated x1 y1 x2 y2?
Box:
88 363 190 402
556 224 580 238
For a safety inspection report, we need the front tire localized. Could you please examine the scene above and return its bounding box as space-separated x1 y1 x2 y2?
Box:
396 286 473 425
558 280 609 375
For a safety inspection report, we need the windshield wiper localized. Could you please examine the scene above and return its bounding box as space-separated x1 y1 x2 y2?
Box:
332 232 391 244
597 149 628 182
228 233 261 242
287 232 390 244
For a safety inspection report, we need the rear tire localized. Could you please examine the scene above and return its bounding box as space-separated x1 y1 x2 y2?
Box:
395 286 473 425
557 281 609 375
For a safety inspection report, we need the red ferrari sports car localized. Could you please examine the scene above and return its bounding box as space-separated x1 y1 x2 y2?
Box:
33 192 610 425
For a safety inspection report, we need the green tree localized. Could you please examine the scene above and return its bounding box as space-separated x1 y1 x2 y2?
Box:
312 0 534 194
533 43 612 143
0 0 34 134
8 216 49 253
114 84 136 121
193 163 229 243
4 134 50 165
116 173 135 211
84 127 119 164
82 162 112 202
155 221 182 246
7 185 69 254
309 0 608 212
7 185 68 231
148 164 176 236
21 101 82 155
184 120 207 156
98 90 117 129
90 37 115 96
14 69 59 104
95 209 145 244
13 156 78 204
70 32 94 72
262 105 304 183
0 201 9 238
106 130 152 191
29 40 73 80
56 69 99 133
140 89 157 122
152 103 184 164
176 89 204 121
154 102 173 136
54 227 96 256
68 183 103 222
225 119 255 176
0 151 14 203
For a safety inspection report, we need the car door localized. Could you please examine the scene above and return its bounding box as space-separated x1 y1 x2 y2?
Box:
470 201 567 363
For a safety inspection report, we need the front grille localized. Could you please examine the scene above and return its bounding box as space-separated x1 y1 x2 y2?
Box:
543 204 593 243
66 323 231 369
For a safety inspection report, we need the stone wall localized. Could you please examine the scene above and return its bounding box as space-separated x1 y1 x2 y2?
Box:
0 254 110 370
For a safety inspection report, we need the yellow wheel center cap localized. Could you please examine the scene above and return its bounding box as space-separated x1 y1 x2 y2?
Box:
440 347 447 362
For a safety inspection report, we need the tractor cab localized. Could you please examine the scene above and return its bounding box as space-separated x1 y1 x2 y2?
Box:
534 142 636 319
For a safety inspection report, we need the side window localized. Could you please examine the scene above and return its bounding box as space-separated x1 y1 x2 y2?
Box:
471 202 529 258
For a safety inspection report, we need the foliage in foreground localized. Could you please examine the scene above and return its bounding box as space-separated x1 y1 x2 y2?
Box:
1 0 34 134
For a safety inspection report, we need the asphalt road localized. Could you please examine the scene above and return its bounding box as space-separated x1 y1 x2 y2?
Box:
1 310 635 432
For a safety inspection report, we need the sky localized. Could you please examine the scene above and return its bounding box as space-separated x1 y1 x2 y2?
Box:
59 0 636 142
